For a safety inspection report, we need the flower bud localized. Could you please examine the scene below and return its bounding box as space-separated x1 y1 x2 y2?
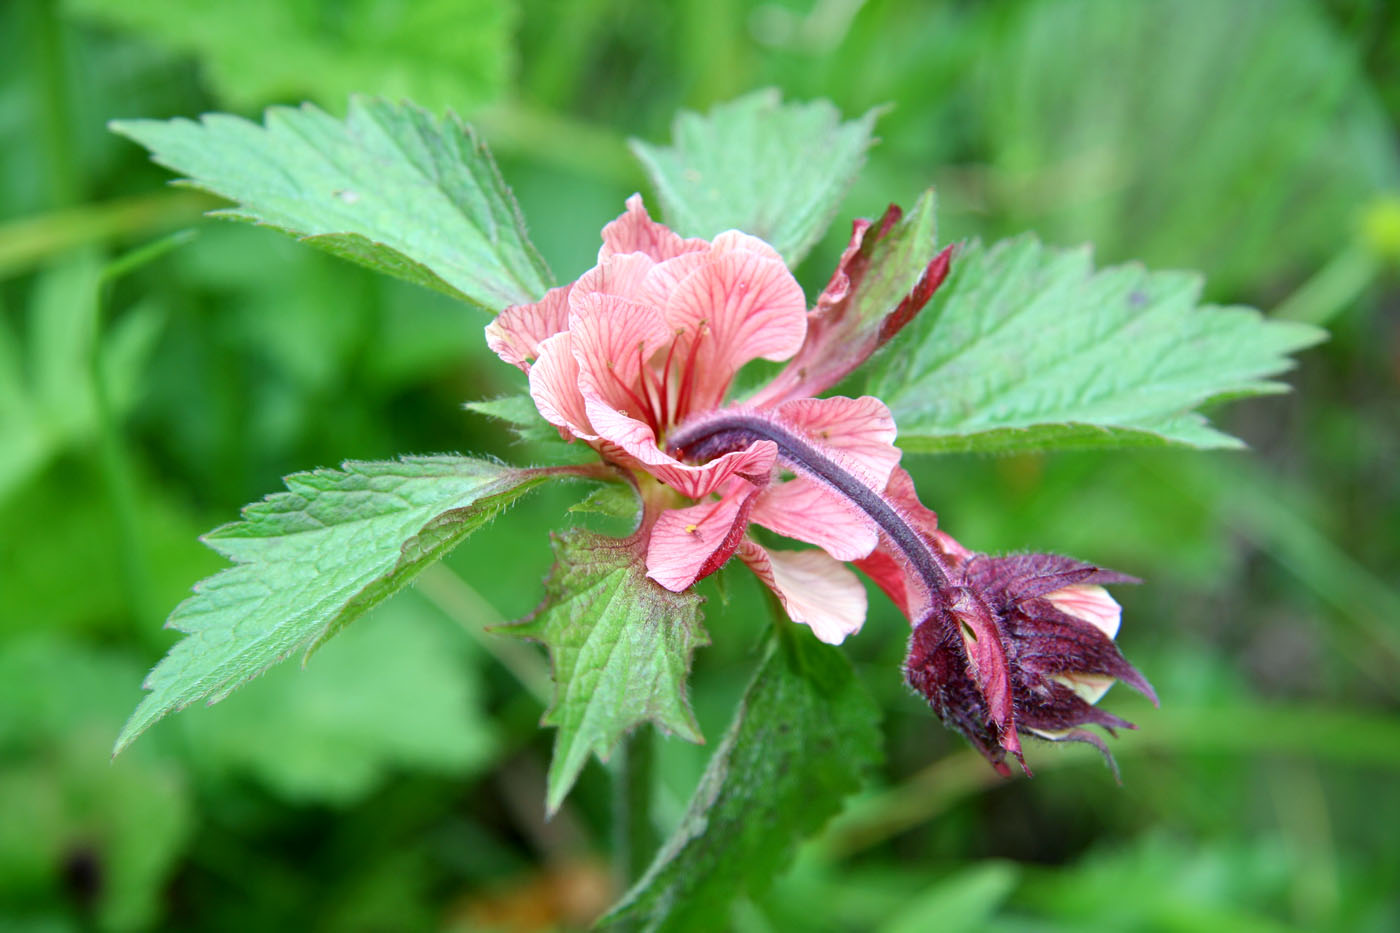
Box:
905 554 1156 777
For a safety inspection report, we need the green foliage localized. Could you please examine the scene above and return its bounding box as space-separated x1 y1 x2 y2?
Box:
503 529 708 815
630 89 879 266
465 392 577 448
601 627 882 931
5 1 1400 928
962 0 1397 296
112 97 552 311
66 0 515 114
178 595 497 804
0 636 193 931
568 483 640 521
868 235 1326 453
0 251 161 502
116 457 562 753
878 862 1020 933
847 187 940 329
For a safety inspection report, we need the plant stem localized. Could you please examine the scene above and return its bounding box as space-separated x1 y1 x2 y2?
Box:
0 192 212 279
611 728 656 889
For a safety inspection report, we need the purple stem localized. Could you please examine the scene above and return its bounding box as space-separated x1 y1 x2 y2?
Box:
667 413 948 596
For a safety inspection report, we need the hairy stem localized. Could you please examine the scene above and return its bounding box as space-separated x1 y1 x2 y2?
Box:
668 413 948 596
610 729 656 887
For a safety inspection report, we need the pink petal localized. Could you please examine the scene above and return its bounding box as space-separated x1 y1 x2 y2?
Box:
586 392 778 499
709 229 785 262
740 541 868 645
485 285 572 372
573 252 657 305
528 332 595 438
746 219 870 407
600 193 709 262
647 481 761 591
773 396 901 490
569 292 673 415
1045 584 1122 639
640 251 710 309
812 218 871 314
663 250 807 412
750 477 878 561
854 549 913 617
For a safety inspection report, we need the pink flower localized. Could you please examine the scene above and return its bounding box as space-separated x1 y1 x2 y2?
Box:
486 196 941 644
486 196 1151 776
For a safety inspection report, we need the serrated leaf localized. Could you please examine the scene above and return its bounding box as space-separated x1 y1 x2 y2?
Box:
503 529 708 815
630 89 880 266
568 484 639 521
112 97 552 312
68 0 514 115
866 235 1325 453
465 393 563 444
600 627 882 932
116 456 561 753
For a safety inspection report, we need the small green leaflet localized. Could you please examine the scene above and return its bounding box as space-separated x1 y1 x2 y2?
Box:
501 529 707 815
847 189 941 334
115 456 560 754
599 627 882 932
113 97 552 312
630 89 880 266
867 235 1326 453
465 393 574 448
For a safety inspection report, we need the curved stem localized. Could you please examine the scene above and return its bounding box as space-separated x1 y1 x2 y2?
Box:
668 413 948 596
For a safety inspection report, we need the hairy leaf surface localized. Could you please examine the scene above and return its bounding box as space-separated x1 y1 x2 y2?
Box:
630 89 879 266
867 235 1325 453
116 456 558 752
503 529 707 815
113 98 551 312
600 627 882 931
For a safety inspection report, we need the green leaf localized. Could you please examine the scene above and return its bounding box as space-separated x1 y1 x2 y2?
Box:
112 97 552 312
866 235 1325 453
630 89 880 266
568 483 639 521
179 594 498 805
845 188 940 333
116 456 561 753
600 627 882 932
502 529 708 815
465 393 567 445
67 0 515 115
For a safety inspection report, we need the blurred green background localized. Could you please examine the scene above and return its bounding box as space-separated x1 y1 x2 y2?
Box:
2 0 1398 929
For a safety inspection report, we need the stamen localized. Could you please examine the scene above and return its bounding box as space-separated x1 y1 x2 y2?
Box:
674 324 706 421
658 330 684 428
605 361 657 434
634 341 661 430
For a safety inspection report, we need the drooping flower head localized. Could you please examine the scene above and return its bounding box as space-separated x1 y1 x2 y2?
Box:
486 195 1152 776
904 552 1158 777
